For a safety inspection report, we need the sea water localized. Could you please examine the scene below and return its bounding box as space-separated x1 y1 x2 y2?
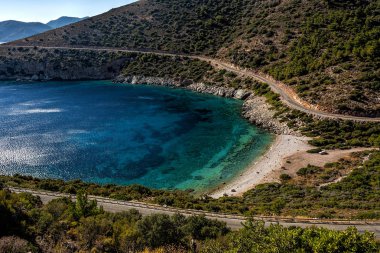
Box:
0 81 273 192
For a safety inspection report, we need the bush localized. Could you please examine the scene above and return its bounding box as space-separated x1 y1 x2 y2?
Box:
280 174 292 181
307 148 323 153
0 236 37 253
296 165 322 176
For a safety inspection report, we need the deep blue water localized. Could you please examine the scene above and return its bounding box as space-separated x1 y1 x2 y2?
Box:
0 81 273 192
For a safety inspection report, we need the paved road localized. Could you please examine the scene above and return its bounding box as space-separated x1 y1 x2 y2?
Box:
2 45 380 122
9 187 380 237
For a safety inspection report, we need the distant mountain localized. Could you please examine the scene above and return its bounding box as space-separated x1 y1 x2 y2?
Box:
46 16 87 29
0 21 51 42
0 16 86 42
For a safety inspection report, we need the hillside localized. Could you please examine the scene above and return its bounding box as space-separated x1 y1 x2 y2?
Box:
0 17 85 42
4 0 380 116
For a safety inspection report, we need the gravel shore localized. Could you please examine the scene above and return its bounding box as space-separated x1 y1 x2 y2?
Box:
209 135 311 198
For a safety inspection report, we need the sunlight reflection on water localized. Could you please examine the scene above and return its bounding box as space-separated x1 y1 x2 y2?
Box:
0 80 273 192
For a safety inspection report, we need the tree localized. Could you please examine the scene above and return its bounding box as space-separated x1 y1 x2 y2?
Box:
136 214 184 248
78 215 113 250
70 190 102 219
182 215 229 240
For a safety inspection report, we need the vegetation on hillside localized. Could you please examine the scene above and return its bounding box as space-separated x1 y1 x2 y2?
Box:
121 54 212 82
3 150 380 219
214 73 380 149
9 0 245 54
0 188 228 252
6 0 380 115
242 151 380 219
223 0 380 116
0 187 378 252
0 47 212 82
264 0 380 116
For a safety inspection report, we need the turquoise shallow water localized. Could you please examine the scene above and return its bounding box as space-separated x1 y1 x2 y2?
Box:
0 81 273 192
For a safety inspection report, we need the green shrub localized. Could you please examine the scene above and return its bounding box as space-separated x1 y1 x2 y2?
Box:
280 174 292 181
307 148 323 154
296 165 322 176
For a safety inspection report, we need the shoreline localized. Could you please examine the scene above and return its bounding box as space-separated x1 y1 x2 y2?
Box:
209 137 376 198
209 134 312 198
113 76 308 196
0 78 373 199
115 75 297 135
7 76 306 197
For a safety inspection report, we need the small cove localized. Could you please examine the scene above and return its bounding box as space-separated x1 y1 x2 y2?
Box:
0 80 273 193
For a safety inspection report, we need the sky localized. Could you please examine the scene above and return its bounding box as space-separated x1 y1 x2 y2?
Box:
0 0 136 23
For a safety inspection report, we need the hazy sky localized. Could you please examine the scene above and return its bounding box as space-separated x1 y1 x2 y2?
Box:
0 0 136 23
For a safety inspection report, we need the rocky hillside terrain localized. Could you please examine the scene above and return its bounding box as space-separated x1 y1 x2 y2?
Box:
3 0 380 116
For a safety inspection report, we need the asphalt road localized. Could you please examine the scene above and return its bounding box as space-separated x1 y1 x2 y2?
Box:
9 187 380 237
2 45 379 122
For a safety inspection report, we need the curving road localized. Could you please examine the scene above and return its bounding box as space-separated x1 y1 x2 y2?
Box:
2 45 380 122
9 187 380 237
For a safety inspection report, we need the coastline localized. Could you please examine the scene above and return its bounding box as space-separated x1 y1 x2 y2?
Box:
209 134 312 198
5 75 305 196
113 75 308 196
209 136 376 198
1 77 373 199
114 75 297 135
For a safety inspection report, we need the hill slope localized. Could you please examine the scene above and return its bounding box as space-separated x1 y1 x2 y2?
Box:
5 0 380 116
